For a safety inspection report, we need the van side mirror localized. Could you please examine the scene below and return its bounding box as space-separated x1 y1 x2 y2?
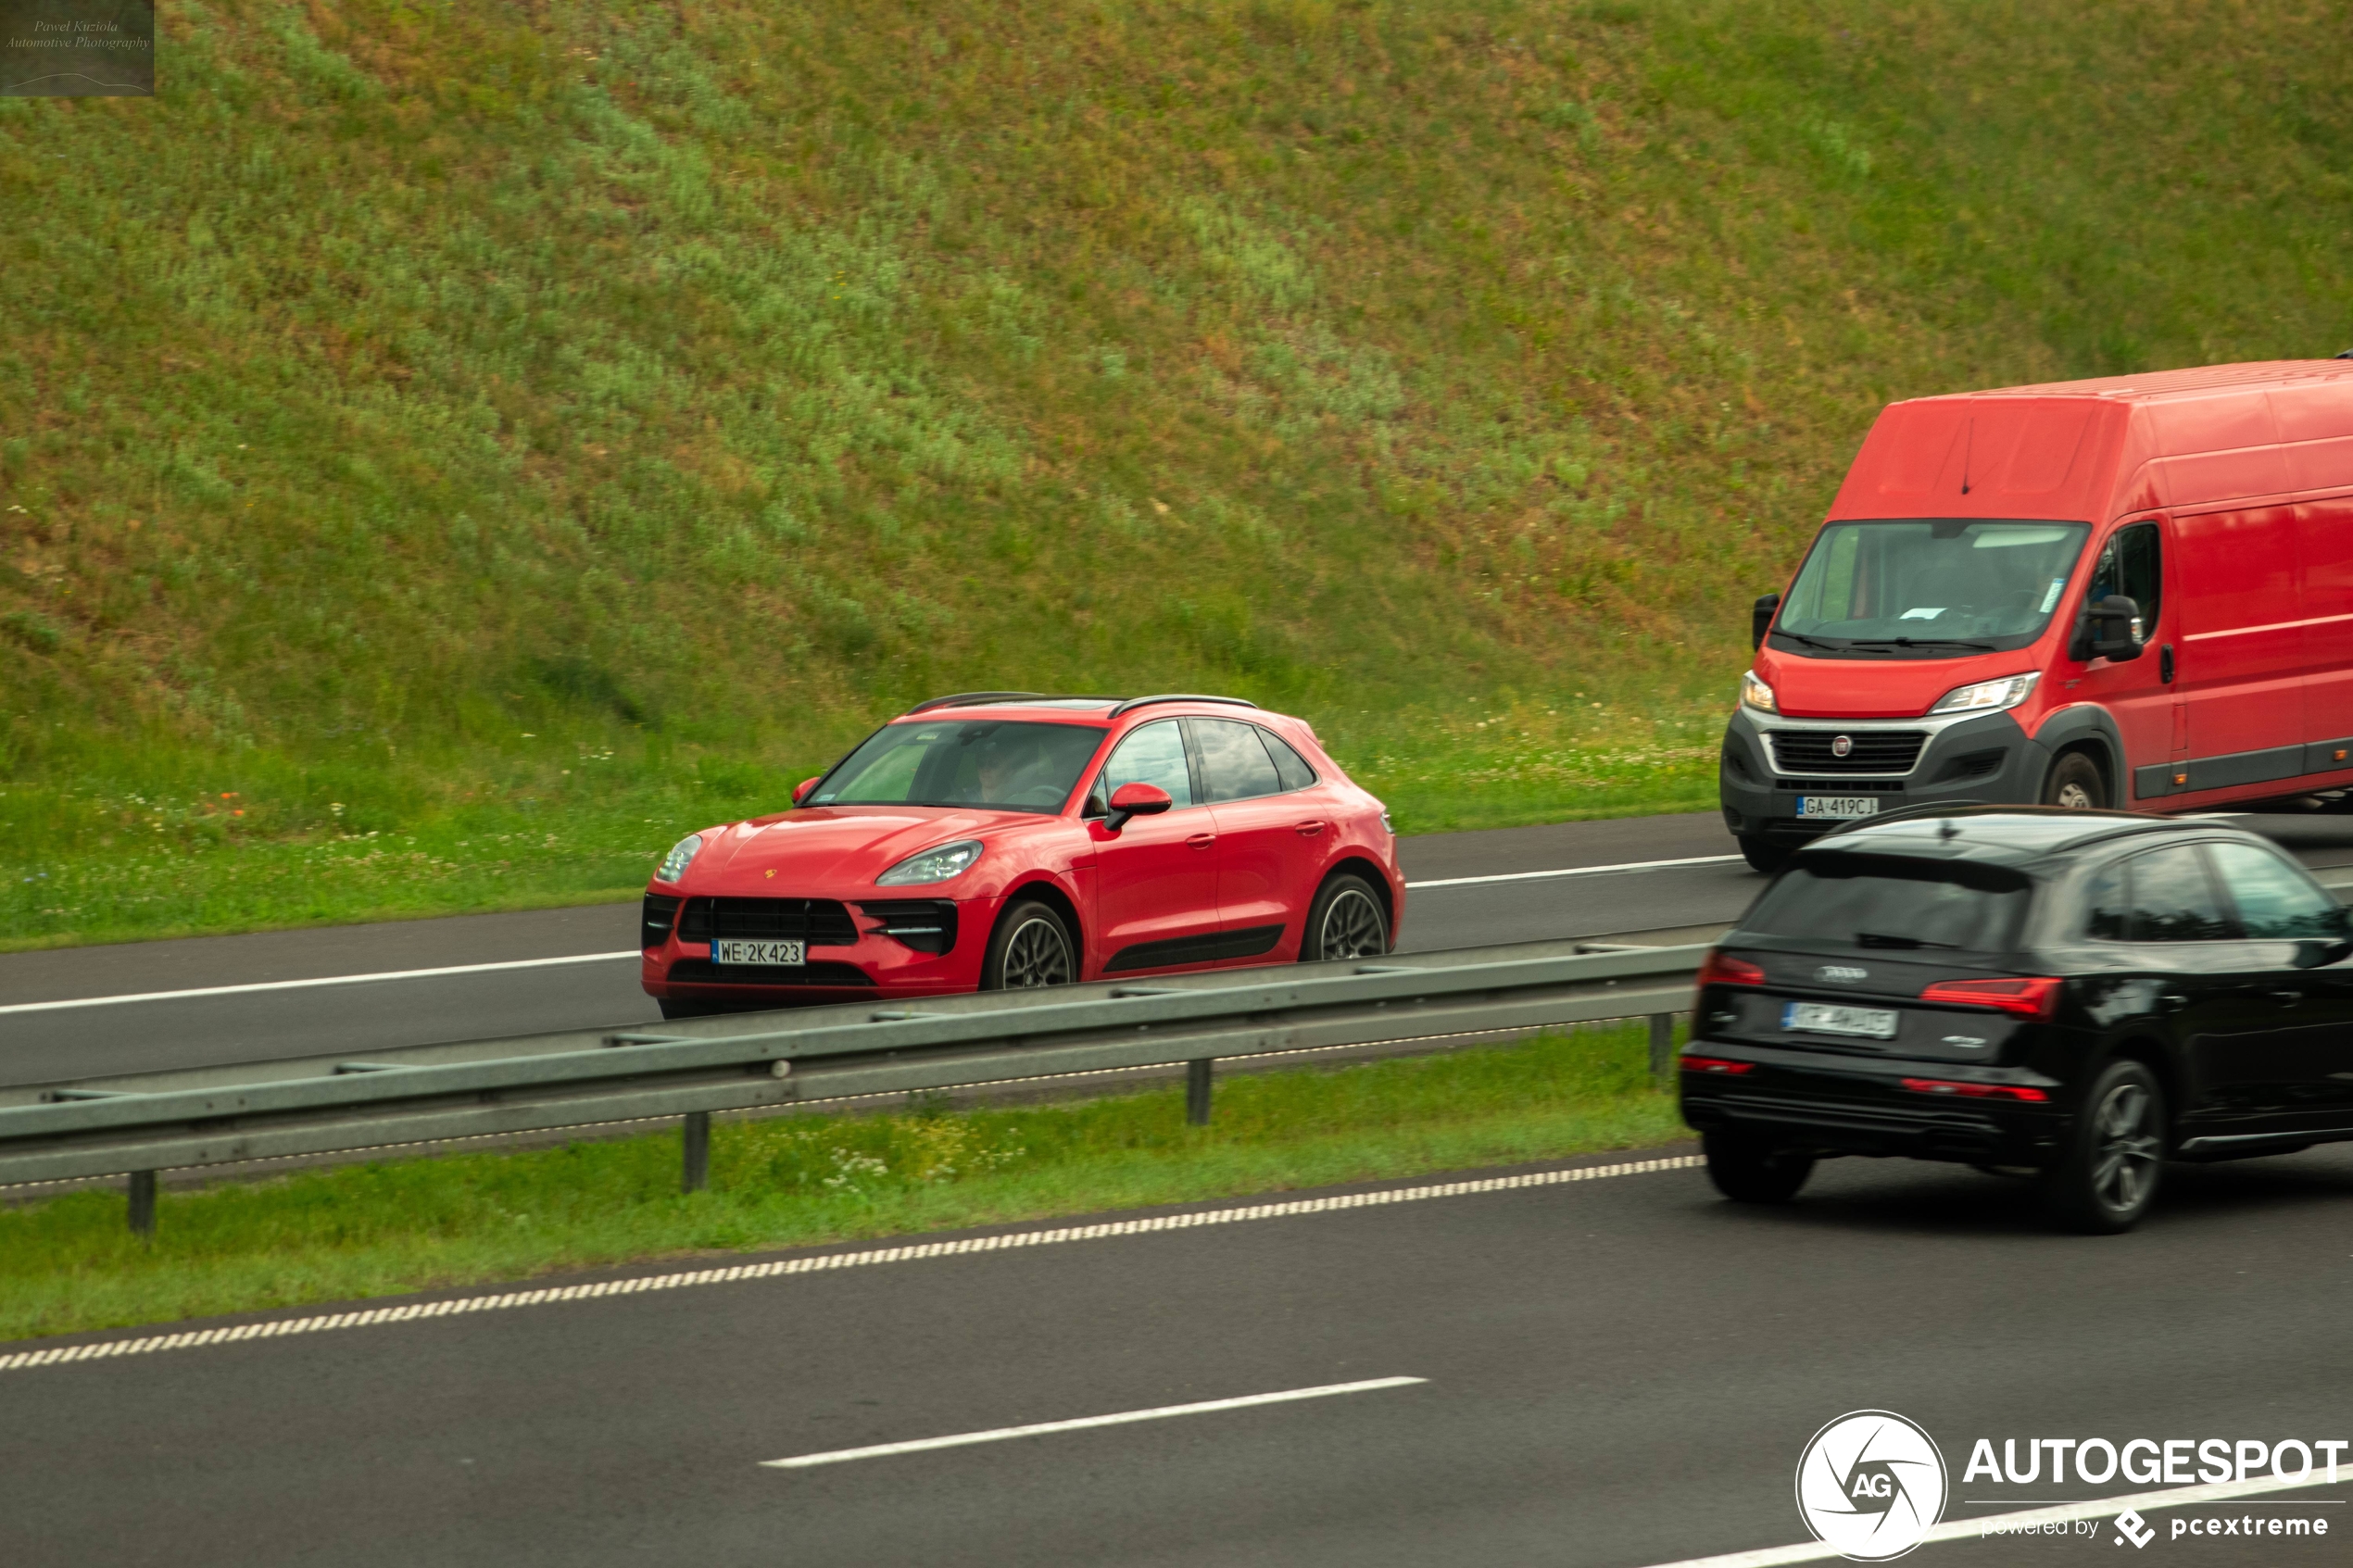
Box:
2079 595 2144 663
1102 781 1173 834
1751 593 1781 651
792 776 821 805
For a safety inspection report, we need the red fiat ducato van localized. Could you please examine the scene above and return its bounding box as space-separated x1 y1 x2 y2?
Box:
1725 360 2353 871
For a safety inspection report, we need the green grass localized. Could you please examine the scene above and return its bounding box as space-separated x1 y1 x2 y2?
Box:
5 0 2350 945
0 1021 1684 1343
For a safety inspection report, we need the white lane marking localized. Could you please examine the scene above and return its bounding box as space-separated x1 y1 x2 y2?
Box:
1633 1471 2347 1567
0 951 643 1017
761 1377 1426 1469
1406 853 1744 890
0 1154 1703 1373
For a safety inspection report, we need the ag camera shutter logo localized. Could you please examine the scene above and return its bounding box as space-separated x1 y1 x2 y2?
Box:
1794 1410 1948 1561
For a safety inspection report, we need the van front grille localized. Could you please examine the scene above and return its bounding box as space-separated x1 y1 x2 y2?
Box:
1767 731 1927 775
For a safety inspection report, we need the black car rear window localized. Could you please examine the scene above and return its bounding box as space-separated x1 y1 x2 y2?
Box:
1743 853 2032 952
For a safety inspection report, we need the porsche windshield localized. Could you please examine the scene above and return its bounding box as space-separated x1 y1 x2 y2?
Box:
1772 519 2091 656
810 721 1108 813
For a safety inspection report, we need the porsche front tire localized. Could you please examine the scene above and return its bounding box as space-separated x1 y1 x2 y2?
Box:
984 899 1076 989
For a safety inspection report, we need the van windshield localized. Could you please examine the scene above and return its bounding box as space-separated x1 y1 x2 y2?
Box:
1772 519 2091 657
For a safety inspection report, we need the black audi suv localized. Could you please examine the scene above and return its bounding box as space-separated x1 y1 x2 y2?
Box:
1680 807 2353 1232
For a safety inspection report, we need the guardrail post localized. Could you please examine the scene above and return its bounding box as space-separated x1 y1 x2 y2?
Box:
1186 1059 1213 1126
682 1110 711 1193
1648 1013 1675 1081
128 1170 157 1237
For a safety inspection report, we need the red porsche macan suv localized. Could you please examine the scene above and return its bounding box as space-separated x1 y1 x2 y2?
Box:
640 693 1404 1017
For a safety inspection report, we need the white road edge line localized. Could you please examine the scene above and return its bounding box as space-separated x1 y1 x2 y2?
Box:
0 950 643 1016
1634 1471 2349 1568
0 1154 1703 1374
1406 853 1744 889
761 1377 1427 1469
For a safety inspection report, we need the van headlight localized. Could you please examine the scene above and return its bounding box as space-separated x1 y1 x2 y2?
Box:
876 839 984 885
1740 671 1777 714
656 834 703 884
1930 672 2041 715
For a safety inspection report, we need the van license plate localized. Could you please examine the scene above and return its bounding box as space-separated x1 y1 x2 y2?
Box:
712 938 805 967
1783 1001 1899 1039
1797 796 1879 819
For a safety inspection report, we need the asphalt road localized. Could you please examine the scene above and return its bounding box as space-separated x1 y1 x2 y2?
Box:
6 809 2353 1089
6 1141 2348 1566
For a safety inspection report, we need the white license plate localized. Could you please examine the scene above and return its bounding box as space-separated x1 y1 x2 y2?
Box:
1784 1001 1899 1039
1797 796 1880 820
712 938 805 967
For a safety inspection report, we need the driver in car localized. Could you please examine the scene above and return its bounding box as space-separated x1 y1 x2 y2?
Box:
973 731 1069 809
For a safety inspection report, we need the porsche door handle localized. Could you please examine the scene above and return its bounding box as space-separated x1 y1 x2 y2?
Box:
1294 821 1327 837
1186 833 1216 851
2158 993 2190 1013
2271 990 2302 1010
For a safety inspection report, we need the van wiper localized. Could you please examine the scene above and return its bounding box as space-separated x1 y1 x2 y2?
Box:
1844 636 1998 651
1771 631 1846 653
1855 932 1960 949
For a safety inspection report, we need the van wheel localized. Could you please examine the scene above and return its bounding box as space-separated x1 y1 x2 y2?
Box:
1736 834 1791 873
2041 1059 2165 1234
1704 1129 1815 1203
983 900 1076 989
2042 752 2107 810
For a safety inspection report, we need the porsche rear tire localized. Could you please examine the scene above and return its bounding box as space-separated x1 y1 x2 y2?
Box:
1302 873 1390 962
984 899 1076 989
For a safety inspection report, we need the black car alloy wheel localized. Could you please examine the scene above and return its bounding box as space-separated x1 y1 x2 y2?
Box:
2045 1058 2165 1234
987 899 1075 989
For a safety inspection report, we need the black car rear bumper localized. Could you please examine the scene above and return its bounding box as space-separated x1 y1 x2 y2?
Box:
1680 1040 2068 1164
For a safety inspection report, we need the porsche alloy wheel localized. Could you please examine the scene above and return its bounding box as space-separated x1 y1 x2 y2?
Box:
1304 875 1390 962
986 900 1076 989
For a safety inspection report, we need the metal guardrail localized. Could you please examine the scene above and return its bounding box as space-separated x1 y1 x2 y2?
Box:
0 936 1705 1232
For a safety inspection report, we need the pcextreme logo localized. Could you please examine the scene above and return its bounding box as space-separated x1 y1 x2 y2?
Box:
1794 1411 1949 1562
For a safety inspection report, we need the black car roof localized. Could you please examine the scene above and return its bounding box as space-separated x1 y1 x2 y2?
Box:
1801 806 2265 872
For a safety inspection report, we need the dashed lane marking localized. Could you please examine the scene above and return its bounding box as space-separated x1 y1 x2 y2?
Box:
761 1377 1428 1468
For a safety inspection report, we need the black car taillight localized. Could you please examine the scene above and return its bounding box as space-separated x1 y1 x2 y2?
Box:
1900 1078 2049 1103
641 894 682 948
1919 976 2062 1021
1696 949 1767 987
859 899 959 956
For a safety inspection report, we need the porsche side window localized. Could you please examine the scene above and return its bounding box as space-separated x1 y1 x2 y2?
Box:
1093 721 1194 813
1193 718 1284 803
1259 728 1318 793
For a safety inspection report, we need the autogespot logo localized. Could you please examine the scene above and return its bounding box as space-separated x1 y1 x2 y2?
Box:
1795 1411 1949 1562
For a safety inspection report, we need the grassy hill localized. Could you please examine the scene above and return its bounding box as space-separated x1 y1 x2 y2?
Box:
3 0 2349 946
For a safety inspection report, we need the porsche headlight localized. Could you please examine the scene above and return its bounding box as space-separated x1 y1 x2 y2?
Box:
1740 670 1777 714
656 833 703 884
876 839 984 886
1930 672 2041 715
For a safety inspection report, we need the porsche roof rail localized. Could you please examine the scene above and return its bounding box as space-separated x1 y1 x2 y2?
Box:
904 691 1047 714
1106 694 1261 719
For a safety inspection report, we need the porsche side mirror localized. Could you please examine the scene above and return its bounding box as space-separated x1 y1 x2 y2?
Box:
1103 781 1173 834
2079 594 2144 663
1751 592 1781 651
792 776 821 806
